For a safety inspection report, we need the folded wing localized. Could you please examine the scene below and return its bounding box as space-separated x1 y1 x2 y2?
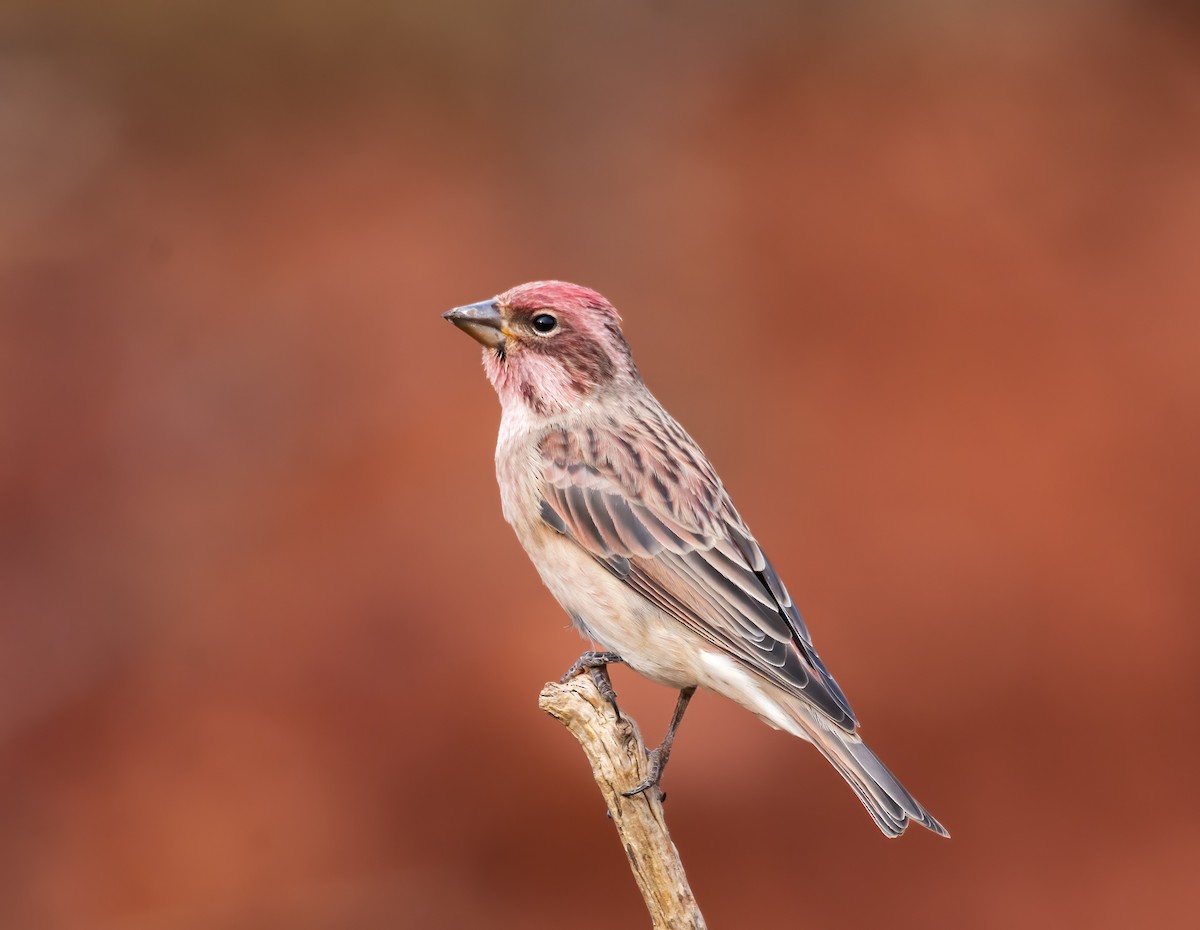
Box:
538 415 857 732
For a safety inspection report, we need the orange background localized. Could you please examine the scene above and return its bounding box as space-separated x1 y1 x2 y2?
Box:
2 3 1198 928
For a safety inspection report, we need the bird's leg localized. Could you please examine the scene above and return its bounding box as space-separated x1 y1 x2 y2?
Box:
560 651 624 718
622 686 697 799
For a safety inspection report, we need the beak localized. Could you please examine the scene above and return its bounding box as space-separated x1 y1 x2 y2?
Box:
442 299 506 350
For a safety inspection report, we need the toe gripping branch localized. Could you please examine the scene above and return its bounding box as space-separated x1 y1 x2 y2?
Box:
620 686 695 800
561 651 624 719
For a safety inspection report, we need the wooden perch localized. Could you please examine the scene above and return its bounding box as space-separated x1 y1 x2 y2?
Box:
539 675 708 930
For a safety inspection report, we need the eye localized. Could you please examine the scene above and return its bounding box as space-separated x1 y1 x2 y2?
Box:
531 313 558 334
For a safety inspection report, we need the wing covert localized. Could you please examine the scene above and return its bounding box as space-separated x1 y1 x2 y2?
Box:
536 417 858 731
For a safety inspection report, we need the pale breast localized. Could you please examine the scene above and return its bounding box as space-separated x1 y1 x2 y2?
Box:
493 400 545 530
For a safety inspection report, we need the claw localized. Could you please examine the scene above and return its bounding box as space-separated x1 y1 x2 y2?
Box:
622 747 665 798
587 667 622 720
561 651 624 720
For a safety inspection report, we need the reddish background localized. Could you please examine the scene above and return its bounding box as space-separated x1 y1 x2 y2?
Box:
2 3 1198 928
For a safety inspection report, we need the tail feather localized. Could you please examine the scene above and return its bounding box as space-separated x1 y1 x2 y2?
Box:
787 706 949 838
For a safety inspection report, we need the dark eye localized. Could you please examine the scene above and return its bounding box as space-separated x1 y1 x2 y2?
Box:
531 313 558 334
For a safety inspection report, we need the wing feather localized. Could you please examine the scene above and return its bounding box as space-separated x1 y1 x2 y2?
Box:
537 411 857 731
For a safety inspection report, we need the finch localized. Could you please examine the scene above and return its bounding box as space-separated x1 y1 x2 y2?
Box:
443 281 947 838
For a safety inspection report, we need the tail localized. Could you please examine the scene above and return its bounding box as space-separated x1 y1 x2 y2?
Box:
786 705 949 838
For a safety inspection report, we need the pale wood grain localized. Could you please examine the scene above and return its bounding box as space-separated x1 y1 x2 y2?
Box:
539 675 707 930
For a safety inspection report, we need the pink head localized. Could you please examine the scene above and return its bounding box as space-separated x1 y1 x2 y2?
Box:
443 281 640 414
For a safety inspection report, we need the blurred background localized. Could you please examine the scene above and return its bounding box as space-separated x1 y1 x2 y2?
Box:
2 1 1199 928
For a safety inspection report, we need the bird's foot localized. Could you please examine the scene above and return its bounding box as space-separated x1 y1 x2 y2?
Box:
560 650 623 682
622 746 667 800
620 686 694 803
560 651 624 719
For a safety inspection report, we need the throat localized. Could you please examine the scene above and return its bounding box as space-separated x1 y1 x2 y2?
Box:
485 352 584 419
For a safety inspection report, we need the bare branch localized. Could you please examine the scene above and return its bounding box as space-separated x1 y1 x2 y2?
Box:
539 675 708 930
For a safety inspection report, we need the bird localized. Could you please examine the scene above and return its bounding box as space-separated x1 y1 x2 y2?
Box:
442 280 948 838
